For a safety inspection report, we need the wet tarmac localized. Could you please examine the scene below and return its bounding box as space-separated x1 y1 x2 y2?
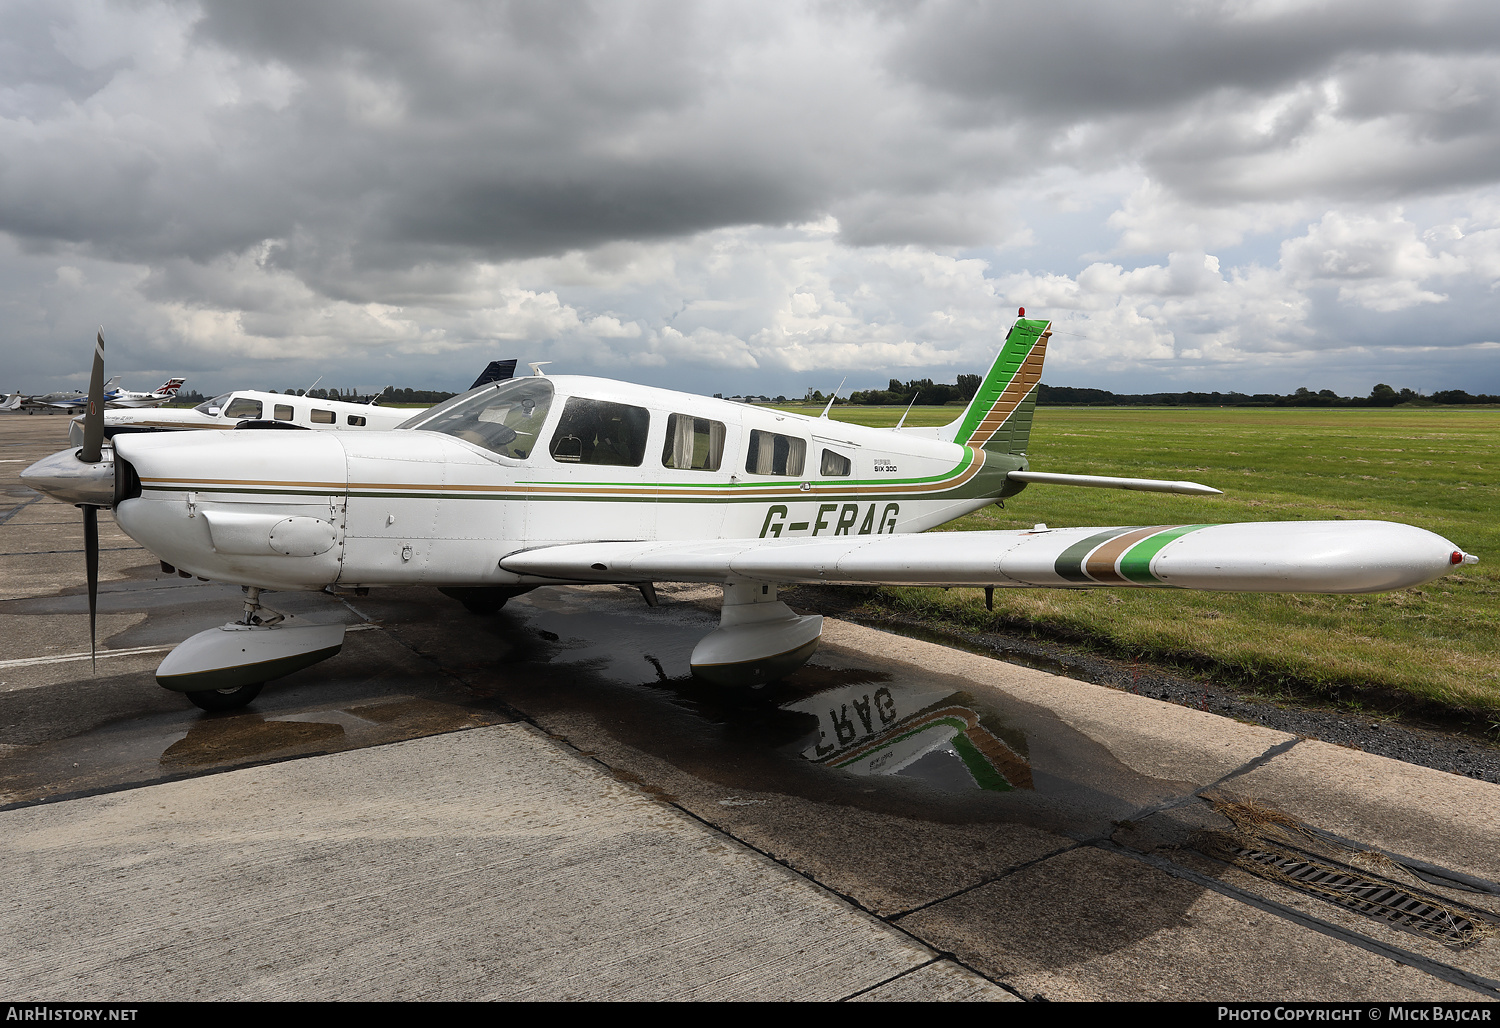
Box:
3 414 1499 1001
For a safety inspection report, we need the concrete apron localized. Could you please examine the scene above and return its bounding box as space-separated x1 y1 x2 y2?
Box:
1 595 1496 1000
0 720 1009 1002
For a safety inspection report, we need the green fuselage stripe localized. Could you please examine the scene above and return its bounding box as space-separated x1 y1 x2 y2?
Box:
138 445 1011 507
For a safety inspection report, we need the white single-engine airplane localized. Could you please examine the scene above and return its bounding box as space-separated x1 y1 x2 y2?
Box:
68 360 519 445
11 375 183 414
103 376 186 408
22 320 1478 711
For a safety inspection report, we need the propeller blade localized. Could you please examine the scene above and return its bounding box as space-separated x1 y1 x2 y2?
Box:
80 329 106 464
83 504 99 673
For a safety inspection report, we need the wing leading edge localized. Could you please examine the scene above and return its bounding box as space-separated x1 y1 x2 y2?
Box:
500 521 1473 595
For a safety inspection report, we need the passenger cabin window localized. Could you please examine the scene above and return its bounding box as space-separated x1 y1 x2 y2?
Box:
346 414 366 426
310 409 335 424
550 397 650 466
274 404 294 421
662 414 725 472
400 378 554 460
820 449 852 477
224 398 262 419
745 430 806 476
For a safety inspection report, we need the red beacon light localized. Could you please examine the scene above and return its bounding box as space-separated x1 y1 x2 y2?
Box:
1018 307 1025 317
1451 551 1465 565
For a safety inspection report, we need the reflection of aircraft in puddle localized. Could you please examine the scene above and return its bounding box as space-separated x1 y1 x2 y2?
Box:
785 682 1032 792
23 320 1478 714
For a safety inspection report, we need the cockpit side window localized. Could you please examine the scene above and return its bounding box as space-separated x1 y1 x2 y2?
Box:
401 378 555 460
224 398 263 419
195 392 231 415
550 397 651 466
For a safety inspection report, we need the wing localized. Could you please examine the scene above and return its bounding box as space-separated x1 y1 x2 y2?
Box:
500 520 1473 595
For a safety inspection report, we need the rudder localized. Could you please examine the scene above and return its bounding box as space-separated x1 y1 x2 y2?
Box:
945 318 1051 454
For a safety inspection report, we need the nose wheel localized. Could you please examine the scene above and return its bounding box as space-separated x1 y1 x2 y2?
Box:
156 586 347 710
185 682 264 711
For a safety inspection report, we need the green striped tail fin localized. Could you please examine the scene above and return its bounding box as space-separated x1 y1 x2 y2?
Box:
946 318 1051 453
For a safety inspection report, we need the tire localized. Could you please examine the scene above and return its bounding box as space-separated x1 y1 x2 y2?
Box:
438 586 531 615
185 682 264 711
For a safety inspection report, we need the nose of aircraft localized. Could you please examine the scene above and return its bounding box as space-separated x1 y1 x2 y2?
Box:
21 446 117 507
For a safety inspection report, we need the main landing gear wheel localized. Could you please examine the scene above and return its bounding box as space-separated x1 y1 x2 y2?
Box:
460 595 508 615
439 586 530 615
185 682 264 711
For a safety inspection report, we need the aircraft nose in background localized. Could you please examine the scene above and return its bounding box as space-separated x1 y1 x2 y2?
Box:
20 446 116 506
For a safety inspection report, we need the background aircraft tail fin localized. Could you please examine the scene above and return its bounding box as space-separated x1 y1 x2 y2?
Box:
469 359 518 390
942 318 1051 454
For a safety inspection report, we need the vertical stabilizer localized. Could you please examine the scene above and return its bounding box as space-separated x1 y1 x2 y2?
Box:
942 318 1050 454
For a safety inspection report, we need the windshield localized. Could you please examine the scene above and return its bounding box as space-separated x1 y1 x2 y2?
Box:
195 392 231 415
400 378 555 460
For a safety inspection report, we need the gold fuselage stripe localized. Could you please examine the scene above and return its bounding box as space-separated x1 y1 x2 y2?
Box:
137 448 988 500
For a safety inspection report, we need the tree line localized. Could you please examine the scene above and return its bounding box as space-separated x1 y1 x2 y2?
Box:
169 380 1498 411
1037 384 1500 407
845 375 983 406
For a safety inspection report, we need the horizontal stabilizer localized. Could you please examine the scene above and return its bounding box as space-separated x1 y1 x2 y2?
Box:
1007 471 1222 496
501 521 1469 595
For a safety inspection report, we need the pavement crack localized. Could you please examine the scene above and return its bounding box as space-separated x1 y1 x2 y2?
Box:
885 840 1090 922
835 956 942 1000
0 494 40 527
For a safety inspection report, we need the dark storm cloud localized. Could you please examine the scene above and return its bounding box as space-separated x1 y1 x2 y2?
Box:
8 0 1500 281
890 0 1500 118
4 0 1500 397
193 0 832 261
890 0 1500 203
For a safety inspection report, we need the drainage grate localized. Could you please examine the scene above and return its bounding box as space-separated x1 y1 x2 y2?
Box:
1202 836 1497 949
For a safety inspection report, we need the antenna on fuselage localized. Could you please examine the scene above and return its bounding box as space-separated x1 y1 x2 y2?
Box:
895 392 920 430
818 377 846 419
302 375 323 398
528 362 552 377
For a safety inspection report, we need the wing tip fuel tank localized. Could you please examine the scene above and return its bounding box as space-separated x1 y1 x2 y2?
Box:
1146 520 1469 594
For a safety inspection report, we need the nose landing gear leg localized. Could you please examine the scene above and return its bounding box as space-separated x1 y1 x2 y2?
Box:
156 586 346 711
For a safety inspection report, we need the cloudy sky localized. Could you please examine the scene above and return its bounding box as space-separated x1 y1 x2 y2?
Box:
5 0 1500 399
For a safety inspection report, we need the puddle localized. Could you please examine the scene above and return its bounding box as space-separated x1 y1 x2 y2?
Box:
437 586 1200 839
3 579 1197 839
161 715 346 766
0 579 243 616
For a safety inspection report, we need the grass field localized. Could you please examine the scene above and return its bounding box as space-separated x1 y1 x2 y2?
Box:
776 403 1500 723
